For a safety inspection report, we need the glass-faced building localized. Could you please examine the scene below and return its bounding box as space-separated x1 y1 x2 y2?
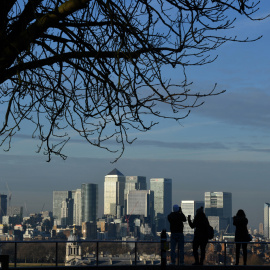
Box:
181 200 204 235
124 176 147 214
126 190 154 218
150 178 172 231
61 198 74 226
264 203 270 239
0 194 7 223
205 192 232 233
104 168 125 217
73 189 82 225
81 183 98 223
53 191 72 225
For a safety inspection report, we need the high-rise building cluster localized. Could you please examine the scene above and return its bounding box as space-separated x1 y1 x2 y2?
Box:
52 169 236 240
53 183 98 226
2 168 269 242
102 169 173 236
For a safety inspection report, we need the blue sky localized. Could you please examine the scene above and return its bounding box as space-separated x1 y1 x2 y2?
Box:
1 1 270 229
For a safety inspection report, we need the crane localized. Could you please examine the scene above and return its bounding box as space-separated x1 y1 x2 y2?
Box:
41 203 45 212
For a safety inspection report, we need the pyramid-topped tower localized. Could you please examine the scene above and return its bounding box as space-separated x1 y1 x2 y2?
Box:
104 169 125 217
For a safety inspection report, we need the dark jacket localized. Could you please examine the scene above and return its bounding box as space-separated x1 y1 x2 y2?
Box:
168 211 186 233
188 212 209 243
233 216 249 242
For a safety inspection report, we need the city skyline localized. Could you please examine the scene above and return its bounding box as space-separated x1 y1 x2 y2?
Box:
0 2 270 230
1 168 268 233
1 165 267 231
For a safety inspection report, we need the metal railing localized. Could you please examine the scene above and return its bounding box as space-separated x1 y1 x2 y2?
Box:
0 239 268 267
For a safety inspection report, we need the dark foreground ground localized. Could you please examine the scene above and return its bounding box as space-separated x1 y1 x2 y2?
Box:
10 265 270 270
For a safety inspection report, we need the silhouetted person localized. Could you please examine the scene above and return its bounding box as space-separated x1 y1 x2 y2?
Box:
233 209 249 265
188 206 209 265
168 204 186 265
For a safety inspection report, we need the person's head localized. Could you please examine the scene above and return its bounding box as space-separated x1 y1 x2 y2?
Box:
196 206 204 214
173 204 179 212
236 209 246 217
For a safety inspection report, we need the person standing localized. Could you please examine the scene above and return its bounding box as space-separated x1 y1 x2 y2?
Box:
233 209 249 265
188 206 209 265
167 204 186 265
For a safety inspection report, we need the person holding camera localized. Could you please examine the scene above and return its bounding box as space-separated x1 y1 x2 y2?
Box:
167 204 186 265
188 206 209 265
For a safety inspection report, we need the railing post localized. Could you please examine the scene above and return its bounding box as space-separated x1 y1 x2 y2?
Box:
96 241 99 266
134 241 137 265
160 229 167 269
14 242 17 268
224 242 226 266
55 242 58 267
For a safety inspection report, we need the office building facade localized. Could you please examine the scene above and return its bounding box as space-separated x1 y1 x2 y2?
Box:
0 195 7 223
181 200 204 235
124 176 147 214
73 189 82 225
205 192 232 233
150 178 172 231
104 168 125 216
81 183 98 223
126 190 154 219
264 203 270 239
53 191 72 225
61 198 74 226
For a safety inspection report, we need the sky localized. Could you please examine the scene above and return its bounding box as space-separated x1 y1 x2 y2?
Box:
1 1 270 229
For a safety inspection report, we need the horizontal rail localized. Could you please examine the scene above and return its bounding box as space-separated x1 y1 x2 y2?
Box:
0 238 267 268
0 239 265 244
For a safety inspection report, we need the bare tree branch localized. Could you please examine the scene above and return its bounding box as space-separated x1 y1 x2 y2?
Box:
0 0 268 162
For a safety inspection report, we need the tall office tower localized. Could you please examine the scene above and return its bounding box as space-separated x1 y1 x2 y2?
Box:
181 200 204 235
150 178 172 232
104 168 125 217
205 192 232 233
264 203 270 239
53 191 72 225
127 190 154 221
0 194 7 223
61 198 74 225
124 176 147 214
81 183 98 223
73 189 82 225
259 222 264 236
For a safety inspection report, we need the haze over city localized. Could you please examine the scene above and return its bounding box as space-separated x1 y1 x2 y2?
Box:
0 2 270 230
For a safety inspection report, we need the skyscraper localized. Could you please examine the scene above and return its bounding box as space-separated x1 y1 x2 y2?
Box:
104 168 125 217
81 183 98 223
0 194 7 223
150 178 172 231
264 203 270 239
205 192 232 233
259 222 264 236
61 198 74 225
124 176 147 214
73 189 82 225
53 191 72 225
181 200 204 235
126 190 154 219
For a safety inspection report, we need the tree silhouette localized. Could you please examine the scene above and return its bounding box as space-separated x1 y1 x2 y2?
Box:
0 0 266 161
